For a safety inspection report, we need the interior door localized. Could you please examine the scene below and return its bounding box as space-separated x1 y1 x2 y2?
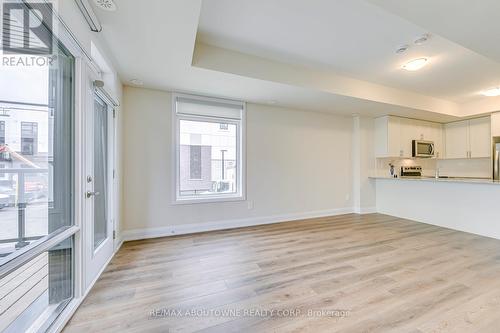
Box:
84 79 115 289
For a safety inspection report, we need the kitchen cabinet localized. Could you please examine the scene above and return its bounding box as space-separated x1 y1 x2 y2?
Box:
375 116 400 157
375 116 411 158
399 117 415 158
375 116 443 158
492 112 500 137
429 122 444 158
376 115 490 160
444 116 491 159
469 117 491 158
414 120 431 141
444 120 469 159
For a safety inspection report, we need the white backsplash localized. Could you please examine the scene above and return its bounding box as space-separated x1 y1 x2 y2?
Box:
375 157 491 178
436 158 491 178
375 158 437 177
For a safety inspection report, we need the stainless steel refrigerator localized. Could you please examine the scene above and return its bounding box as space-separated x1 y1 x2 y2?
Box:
495 143 500 180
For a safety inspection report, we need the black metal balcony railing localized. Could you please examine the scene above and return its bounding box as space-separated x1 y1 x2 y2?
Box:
0 168 49 256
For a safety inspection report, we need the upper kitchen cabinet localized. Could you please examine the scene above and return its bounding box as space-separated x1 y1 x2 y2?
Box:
445 120 469 159
414 119 444 158
491 112 500 137
375 116 401 157
429 122 444 158
375 116 443 158
469 117 491 158
398 117 416 158
444 116 491 159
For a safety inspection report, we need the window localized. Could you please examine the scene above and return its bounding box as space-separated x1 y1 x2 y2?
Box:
0 237 74 333
173 94 245 203
0 121 5 145
20 121 38 155
0 3 76 331
189 145 202 179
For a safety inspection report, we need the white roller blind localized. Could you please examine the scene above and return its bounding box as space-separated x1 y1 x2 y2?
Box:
175 95 243 120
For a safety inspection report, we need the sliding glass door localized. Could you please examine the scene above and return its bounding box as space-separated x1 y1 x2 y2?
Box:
0 3 76 332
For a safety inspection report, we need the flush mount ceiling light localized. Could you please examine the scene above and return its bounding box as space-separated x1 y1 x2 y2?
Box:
402 58 428 71
481 87 500 97
129 79 144 86
93 0 117 11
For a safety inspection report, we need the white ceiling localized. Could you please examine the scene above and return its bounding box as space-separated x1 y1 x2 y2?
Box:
198 0 500 104
366 0 500 64
87 0 500 121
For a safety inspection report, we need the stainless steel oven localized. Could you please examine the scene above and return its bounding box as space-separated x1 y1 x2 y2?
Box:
412 140 435 158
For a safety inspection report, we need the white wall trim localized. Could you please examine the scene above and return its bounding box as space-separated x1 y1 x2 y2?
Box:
354 206 377 214
123 207 354 241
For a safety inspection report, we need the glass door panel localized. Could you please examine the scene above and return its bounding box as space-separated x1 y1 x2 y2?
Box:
84 83 114 290
93 96 108 250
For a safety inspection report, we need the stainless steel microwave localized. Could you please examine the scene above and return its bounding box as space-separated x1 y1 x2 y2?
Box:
412 140 435 158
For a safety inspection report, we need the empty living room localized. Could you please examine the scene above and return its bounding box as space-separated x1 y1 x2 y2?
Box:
2 0 500 332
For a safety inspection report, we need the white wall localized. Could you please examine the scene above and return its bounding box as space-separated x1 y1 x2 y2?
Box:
352 116 376 213
122 86 354 237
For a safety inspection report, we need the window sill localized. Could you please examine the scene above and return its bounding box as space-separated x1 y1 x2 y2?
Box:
173 194 245 205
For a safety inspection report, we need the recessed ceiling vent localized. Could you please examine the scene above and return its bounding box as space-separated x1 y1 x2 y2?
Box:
396 45 409 54
414 34 431 45
93 0 117 11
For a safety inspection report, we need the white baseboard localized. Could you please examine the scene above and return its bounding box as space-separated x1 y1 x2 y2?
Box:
123 207 355 241
354 206 377 214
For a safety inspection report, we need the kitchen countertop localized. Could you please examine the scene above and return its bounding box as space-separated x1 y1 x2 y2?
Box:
370 176 500 185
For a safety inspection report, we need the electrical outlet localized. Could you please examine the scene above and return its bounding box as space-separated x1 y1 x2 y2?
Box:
345 194 350 201
247 200 254 210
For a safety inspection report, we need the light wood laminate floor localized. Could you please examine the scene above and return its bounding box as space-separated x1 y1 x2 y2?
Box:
64 213 500 332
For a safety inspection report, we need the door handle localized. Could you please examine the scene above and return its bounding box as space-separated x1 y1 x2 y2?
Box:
86 191 100 198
